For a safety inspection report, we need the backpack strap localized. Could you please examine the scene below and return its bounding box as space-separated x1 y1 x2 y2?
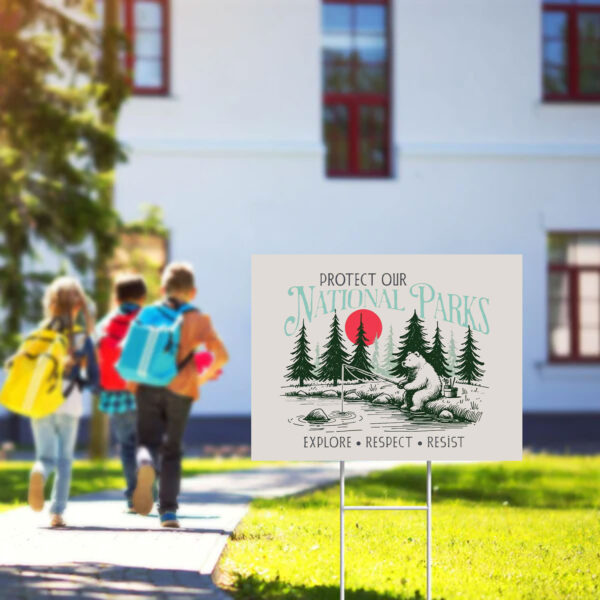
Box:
162 300 200 371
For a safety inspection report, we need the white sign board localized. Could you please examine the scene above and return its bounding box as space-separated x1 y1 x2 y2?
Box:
252 255 522 461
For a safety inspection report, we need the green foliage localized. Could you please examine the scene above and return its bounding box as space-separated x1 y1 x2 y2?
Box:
455 326 485 384
317 311 350 386
390 311 430 377
123 204 170 238
428 322 450 378
221 455 600 600
286 320 315 387
0 0 128 358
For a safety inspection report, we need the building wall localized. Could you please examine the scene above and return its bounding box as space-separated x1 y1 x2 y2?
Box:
114 0 600 415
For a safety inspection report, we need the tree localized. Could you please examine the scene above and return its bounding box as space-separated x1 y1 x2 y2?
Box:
428 322 451 378
381 325 395 376
447 330 457 377
314 343 321 373
371 335 381 374
390 311 430 377
0 0 127 446
317 310 350 386
348 314 375 380
455 326 485 384
285 320 315 387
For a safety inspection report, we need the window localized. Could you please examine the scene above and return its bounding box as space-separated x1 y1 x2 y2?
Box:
322 0 391 177
548 233 600 362
97 0 169 95
543 1 600 101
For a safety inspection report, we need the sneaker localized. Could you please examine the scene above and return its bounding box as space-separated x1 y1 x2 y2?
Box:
160 512 180 528
126 499 137 514
28 471 45 512
50 514 66 528
132 464 155 516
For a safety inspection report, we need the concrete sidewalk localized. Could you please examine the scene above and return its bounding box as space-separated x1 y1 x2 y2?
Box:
0 462 391 599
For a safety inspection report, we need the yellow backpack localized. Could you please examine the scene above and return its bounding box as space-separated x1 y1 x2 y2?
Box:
0 325 69 418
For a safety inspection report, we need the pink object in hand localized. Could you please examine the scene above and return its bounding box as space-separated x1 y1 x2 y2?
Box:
194 351 214 373
194 351 223 380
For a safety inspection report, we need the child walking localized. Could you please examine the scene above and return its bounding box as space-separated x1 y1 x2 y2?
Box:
28 276 99 527
130 262 228 528
96 274 147 512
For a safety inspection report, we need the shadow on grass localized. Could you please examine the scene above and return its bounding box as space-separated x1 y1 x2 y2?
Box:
229 574 444 600
258 461 600 510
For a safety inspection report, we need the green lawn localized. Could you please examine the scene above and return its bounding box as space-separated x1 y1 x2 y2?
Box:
0 457 257 512
218 455 600 600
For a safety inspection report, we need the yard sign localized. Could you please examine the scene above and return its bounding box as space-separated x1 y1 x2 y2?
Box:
252 255 522 461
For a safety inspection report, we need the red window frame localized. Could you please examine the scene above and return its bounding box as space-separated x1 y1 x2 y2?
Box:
543 2 600 102
548 233 600 363
123 0 170 96
323 0 392 178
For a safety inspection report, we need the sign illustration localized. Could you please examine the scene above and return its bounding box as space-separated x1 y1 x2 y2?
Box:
252 255 522 461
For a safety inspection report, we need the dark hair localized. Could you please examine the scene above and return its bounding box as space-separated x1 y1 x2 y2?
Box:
115 274 147 303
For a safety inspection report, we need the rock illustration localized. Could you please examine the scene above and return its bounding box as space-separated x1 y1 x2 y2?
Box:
304 408 330 422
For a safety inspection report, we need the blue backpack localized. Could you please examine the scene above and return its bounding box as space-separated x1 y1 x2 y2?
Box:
116 301 197 387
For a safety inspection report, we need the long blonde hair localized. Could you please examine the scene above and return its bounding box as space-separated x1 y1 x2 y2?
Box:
42 276 94 340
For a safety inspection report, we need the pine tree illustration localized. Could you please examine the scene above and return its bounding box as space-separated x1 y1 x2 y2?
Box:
285 320 315 387
371 335 381 374
455 326 485 384
447 330 457 377
428 322 451 378
314 343 321 373
348 314 375 380
382 325 395 375
390 310 431 377
317 310 351 385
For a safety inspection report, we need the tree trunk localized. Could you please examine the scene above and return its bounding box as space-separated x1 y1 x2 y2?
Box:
3 221 28 443
89 0 120 460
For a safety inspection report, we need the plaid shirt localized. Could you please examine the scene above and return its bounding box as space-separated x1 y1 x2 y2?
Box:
99 390 136 415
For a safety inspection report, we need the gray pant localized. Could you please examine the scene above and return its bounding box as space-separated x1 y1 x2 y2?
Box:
135 385 192 514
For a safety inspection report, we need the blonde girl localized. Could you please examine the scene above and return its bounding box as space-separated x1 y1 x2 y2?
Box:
28 276 99 527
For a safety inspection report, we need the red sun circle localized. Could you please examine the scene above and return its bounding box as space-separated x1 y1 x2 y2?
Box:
344 309 383 346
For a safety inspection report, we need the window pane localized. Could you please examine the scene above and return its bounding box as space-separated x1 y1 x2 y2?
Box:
579 329 600 356
579 271 600 299
135 0 163 28
543 12 568 40
324 50 352 93
579 13 600 93
544 64 568 93
359 105 387 172
550 299 572 357
323 4 352 33
135 31 162 58
324 105 349 172
356 5 386 33
134 58 163 88
571 235 600 265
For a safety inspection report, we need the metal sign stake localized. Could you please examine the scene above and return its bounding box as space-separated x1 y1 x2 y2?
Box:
339 365 433 600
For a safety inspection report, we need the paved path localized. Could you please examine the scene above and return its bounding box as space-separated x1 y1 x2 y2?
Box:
0 462 392 599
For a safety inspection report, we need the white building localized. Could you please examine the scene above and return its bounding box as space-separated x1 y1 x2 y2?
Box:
112 0 600 420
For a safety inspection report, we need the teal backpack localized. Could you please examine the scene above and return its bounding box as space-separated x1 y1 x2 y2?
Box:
116 301 197 387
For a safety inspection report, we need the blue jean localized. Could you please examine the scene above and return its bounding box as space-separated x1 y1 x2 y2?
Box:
30 414 79 515
111 411 138 501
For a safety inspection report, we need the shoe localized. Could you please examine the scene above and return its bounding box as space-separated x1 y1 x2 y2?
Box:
50 514 66 528
126 500 137 514
160 512 180 528
28 471 45 512
132 464 155 516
